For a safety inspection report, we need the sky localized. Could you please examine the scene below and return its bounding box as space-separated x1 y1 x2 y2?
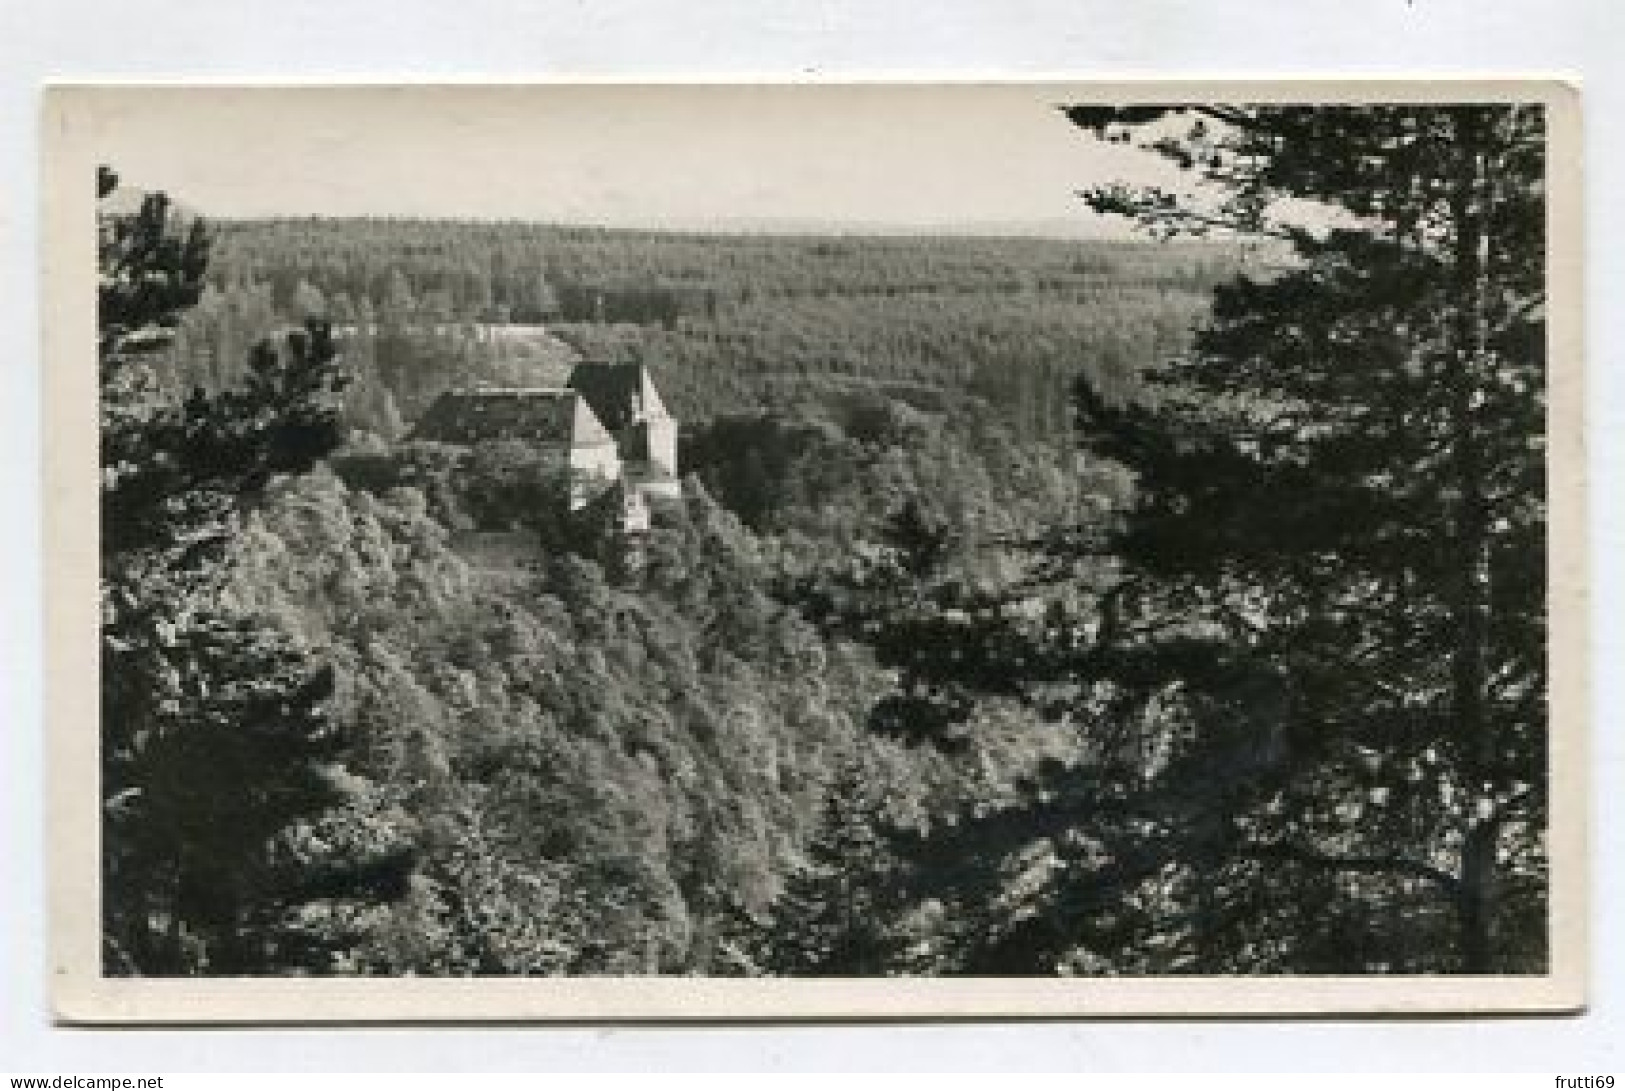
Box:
84 84 1195 235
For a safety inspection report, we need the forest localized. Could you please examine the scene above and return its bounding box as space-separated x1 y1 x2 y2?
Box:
97 103 1548 978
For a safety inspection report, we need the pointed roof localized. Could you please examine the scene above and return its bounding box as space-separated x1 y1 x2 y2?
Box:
412 388 613 446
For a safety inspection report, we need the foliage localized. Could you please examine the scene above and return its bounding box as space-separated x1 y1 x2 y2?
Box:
150 218 1244 447
98 108 1549 978
755 105 1551 976
1040 104 1548 972
224 470 892 972
746 755 909 975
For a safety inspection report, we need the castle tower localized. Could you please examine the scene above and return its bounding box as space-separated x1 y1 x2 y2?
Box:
567 360 682 504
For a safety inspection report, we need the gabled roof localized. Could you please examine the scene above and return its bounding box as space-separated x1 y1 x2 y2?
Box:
567 362 655 433
412 388 614 446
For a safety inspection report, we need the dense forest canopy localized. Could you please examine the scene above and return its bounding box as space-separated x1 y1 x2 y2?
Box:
111 198 1186 974
1062 104 1549 974
836 103 1551 974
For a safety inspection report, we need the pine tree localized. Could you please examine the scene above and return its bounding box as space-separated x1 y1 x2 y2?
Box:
752 756 902 976
98 166 399 974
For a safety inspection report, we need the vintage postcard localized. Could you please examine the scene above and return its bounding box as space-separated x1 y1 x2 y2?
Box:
43 81 1585 1021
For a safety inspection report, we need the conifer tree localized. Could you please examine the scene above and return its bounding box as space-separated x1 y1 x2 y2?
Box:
752 755 902 976
98 166 398 974
1047 104 1549 972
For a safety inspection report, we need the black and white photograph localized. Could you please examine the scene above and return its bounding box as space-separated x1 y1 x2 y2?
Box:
44 83 1584 1019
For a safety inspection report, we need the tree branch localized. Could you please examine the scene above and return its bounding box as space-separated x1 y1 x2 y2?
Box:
1244 840 1460 893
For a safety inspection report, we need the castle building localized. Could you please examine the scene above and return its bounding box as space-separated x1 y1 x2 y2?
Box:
412 360 681 532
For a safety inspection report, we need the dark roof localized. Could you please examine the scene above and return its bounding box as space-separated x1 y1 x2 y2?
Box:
412 388 608 446
567 363 645 433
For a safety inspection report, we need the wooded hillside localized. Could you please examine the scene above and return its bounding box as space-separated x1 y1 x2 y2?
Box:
101 102 1548 978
